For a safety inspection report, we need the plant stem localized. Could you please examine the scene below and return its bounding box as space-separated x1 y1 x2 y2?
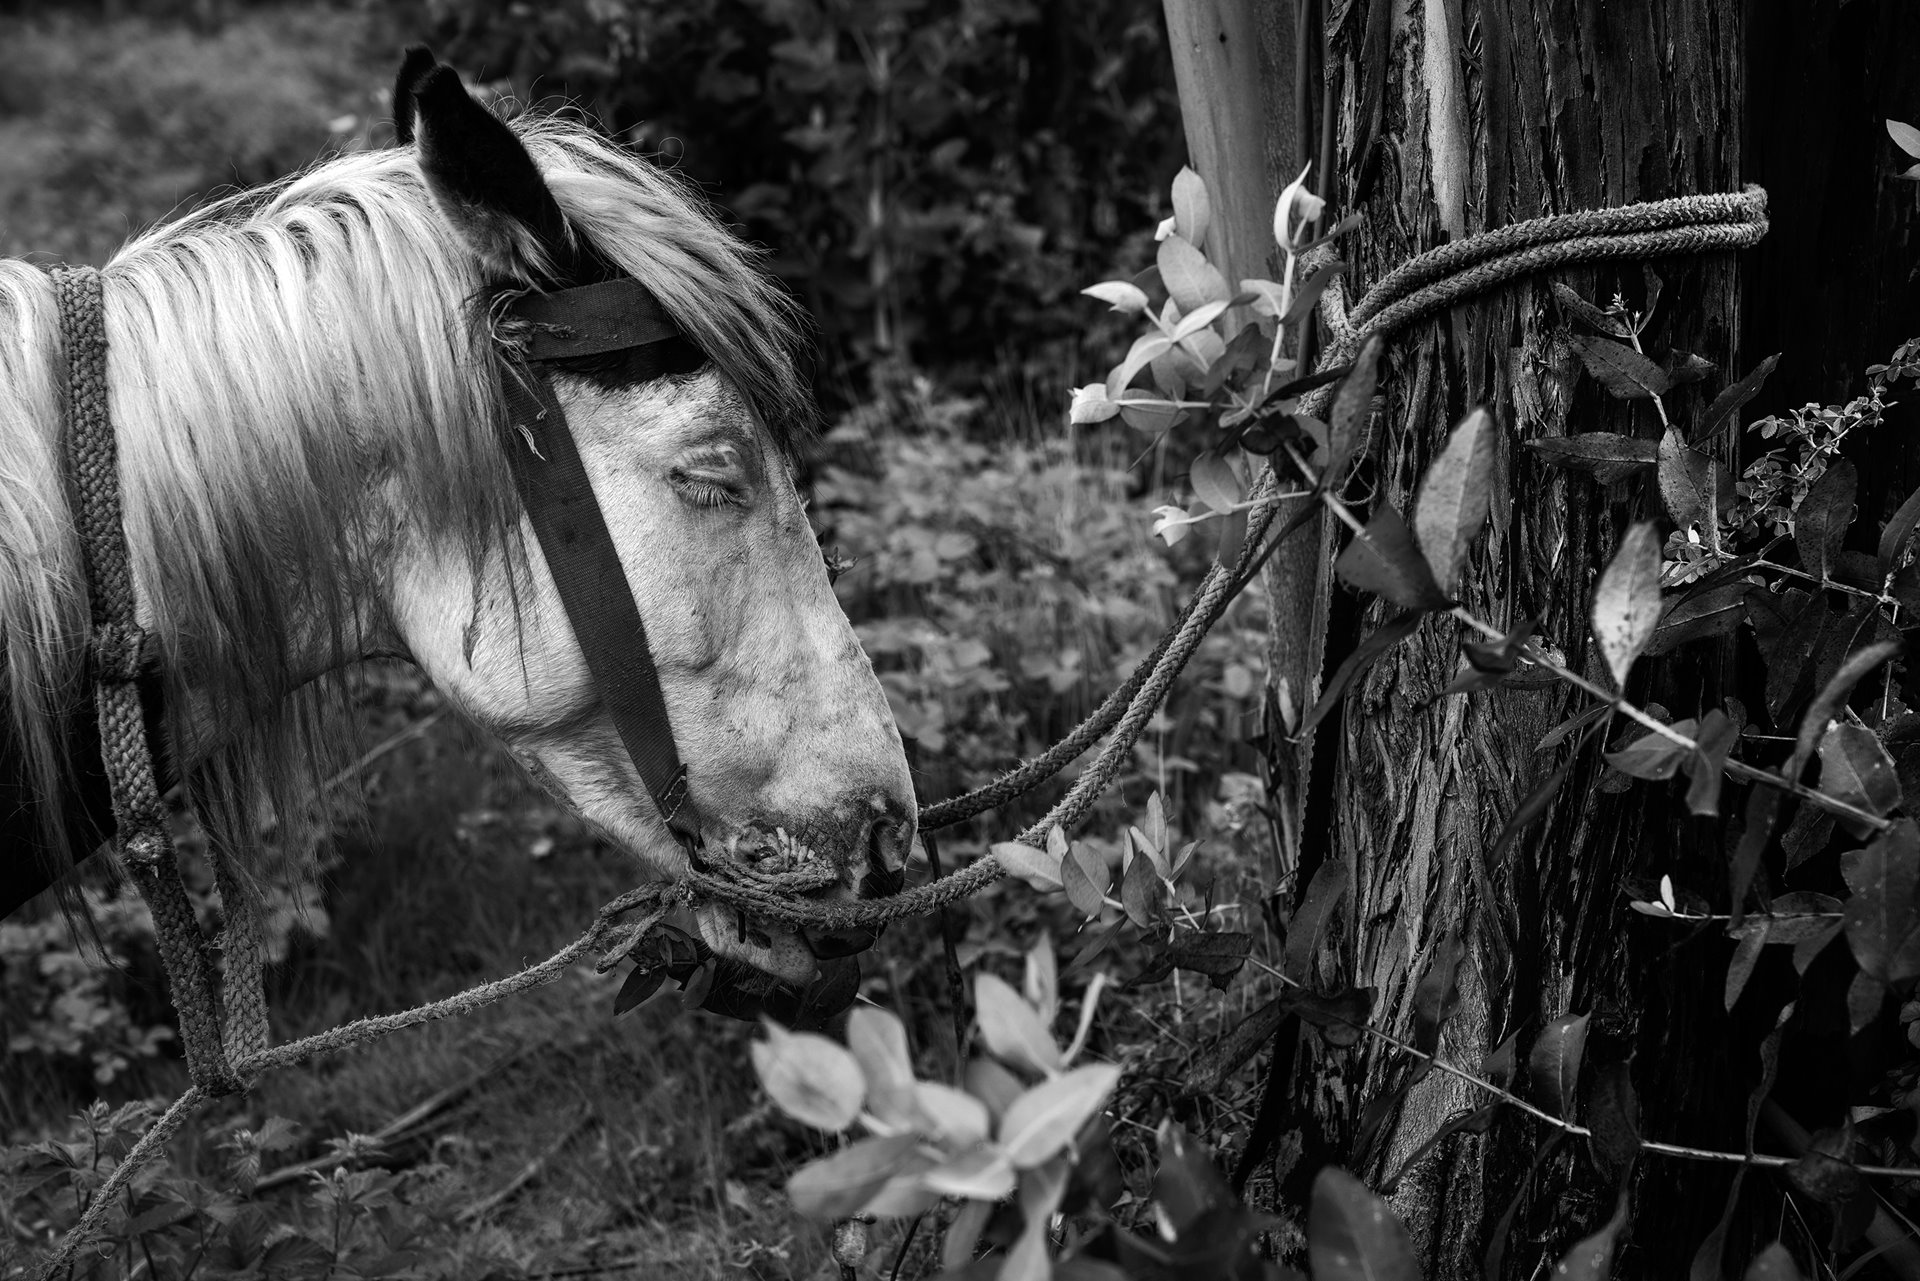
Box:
1243 958 1920 1180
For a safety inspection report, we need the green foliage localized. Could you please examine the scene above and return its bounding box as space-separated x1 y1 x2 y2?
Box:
815 381 1269 832
390 0 1184 398
0 1100 509 1280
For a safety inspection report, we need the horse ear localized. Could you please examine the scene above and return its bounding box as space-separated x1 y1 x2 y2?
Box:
391 44 438 146
407 62 581 284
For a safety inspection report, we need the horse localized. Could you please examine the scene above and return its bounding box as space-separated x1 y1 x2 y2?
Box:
0 49 916 1020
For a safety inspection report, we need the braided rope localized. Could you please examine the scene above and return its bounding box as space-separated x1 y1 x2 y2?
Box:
1345 185 1768 332
52 265 247 1098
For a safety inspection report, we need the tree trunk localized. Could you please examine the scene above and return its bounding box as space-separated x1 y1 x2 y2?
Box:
1311 2 1748 1272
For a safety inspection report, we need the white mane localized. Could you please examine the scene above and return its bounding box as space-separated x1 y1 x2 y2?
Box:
0 114 810 875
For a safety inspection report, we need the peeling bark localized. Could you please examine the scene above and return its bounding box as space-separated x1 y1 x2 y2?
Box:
1291 2 1746 1274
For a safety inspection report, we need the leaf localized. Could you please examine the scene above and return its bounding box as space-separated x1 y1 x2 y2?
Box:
1061 842 1108 917
1647 582 1753 655
1819 723 1902 819
1569 334 1672 399
1081 281 1150 315
1307 1168 1421 1281
1696 354 1780 443
1411 934 1464 1055
786 1132 920 1219
847 1007 919 1128
1490 758 1573 866
974 974 1062 1076
1726 920 1769 1012
1327 335 1384 485
1280 262 1345 326
940 1197 994 1272
1171 165 1211 245
1591 522 1664 689
1848 970 1888 1034
1658 428 1726 538
1529 1013 1591 1120
614 964 668 1015
1157 234 1231 314
914 1081 991 1147
1526 434 1659 484
1283 860 1351 984
1786 638 1904 782
751 1024 866 1132
1121 836 1161 928
1284 985 1375 1047
999 1064 1123 1168
1879 483 1920 569
1552 282 1627 336
1795 458 1857 583
1684 709 1739 816
1890 118 1920 160
1743 1243 1804 1281
1155 1123 1234 1236
1551 1187 1630 1280
1585 1063 1641 1181
992 840 1063 891
1446 618 1536 696
1605 726 1690 780
1664 350 1717 386
1299 610 1425 736
1172 298 1232 340
1414 408 1496 595
1165 931 1254 991
1190 451 1245 514
1025 939 1059 1026
1336 504 1450 609
1106 332 1175 400
1842 819 1920 983
1729 786 1782 929
919 1142 1016 1201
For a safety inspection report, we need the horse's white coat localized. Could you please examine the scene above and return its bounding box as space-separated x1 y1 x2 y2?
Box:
0 116 912 983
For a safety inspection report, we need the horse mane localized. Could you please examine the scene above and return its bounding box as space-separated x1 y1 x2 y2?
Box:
0 111 813 900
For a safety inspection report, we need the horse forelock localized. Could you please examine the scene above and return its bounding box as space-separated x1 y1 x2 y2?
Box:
0 110 816 891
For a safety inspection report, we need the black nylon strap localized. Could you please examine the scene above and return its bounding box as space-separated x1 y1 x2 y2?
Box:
499 365 696 844
513 279 681 360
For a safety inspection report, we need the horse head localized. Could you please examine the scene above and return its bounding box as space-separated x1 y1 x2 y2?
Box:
0 51 915 1021
382 54 916 1009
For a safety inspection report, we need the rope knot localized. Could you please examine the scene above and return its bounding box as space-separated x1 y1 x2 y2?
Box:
90 621 151 683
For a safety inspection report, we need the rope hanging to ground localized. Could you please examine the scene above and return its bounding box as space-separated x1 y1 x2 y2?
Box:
35 181 1768 1279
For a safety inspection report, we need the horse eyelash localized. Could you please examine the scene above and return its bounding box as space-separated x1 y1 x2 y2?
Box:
673 474 743 509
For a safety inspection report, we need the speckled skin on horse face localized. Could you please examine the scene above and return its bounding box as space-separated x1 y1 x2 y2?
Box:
380 55 915 1004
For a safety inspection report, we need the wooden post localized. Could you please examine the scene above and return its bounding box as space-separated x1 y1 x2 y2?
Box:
1161 0 1331 876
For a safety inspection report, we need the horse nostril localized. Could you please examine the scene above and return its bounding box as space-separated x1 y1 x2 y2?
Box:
864 796 913 873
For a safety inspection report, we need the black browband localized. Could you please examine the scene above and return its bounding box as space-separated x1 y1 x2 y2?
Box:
497 277 700 849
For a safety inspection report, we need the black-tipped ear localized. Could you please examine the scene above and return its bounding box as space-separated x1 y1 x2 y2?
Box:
392 45 438 146
409 64 583 285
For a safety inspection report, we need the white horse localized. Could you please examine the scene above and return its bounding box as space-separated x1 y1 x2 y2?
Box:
0 51 914 1009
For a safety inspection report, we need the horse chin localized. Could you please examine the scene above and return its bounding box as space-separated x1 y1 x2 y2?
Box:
692 904 816 985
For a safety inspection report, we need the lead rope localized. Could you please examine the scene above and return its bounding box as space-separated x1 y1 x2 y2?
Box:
51 265 255 1099
36 183 1767 1278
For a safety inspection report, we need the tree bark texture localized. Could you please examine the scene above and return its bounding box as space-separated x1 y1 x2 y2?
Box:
1295 2 1751 1273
